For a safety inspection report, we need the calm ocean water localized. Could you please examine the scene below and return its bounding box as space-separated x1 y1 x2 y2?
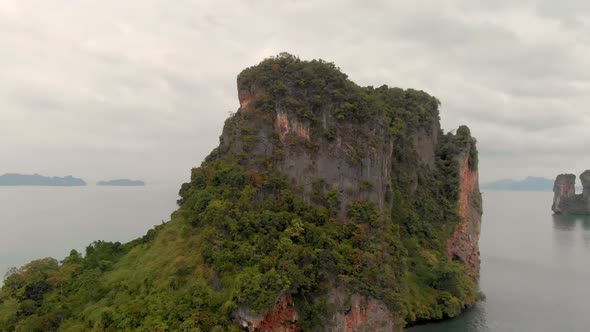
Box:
0 185 179 278
409 190 590 332
1 188 588 331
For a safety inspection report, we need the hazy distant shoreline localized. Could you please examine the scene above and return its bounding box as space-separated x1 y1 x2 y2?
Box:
0 174 148 187
0 173 86 186
481 176 553 191
97 179 145 186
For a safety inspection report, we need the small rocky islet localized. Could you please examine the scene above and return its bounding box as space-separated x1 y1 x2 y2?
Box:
552 170 590 214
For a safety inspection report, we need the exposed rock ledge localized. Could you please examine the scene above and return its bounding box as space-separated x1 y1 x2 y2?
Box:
552 171 590 214
234 290 400 332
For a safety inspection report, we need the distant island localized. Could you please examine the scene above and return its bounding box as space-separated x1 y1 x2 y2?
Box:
481 176 553 191
0 173 86 186
97 179 145 186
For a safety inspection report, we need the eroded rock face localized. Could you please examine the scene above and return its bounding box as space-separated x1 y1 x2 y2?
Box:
229 87 441 215
239 87 259 111
446 151 482 277
235 290 401 332
412 124 439 170
276 110 310 142
235 294 298 332
228 87 429 215
552 172 590 214
325 289 399 332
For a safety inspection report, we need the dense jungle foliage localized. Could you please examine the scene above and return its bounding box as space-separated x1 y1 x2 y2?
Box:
0 54 479 331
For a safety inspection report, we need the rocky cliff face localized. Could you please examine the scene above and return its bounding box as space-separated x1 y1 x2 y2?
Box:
237 290 397 332
213 55 482 330
231 84 402 214
224 63 444 218
325 289 397 332
235 294 298 332
446 151 482 278
552 171 590 214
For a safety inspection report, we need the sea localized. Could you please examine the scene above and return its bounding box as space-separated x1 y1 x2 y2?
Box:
409 190 590 332
1 188 588 331
0 185 179 279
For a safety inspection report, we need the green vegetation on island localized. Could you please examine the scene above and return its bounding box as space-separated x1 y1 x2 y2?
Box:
0 54 481 331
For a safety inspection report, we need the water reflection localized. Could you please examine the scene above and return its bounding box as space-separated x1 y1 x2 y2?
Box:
552 214 577 231
552 214 590 248
552 214 576 256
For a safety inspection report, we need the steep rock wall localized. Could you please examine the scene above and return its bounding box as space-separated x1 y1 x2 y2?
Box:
446 151 482 277
231 87 398 215
226 89 440 215
235 290 401 332
412 124 439 170
325 289 399 332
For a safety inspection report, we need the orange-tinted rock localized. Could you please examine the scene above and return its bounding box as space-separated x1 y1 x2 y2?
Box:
235 294 298 332
239 88 257 111
446 152 482 278
555 174 576 197
276 111 310 142
235 291 401 332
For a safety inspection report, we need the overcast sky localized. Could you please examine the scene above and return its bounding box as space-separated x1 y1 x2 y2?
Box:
2 0 590 185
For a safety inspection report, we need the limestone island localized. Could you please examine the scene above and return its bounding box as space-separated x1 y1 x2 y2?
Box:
97 179 145 186
0 173 86 186
552 170 590 214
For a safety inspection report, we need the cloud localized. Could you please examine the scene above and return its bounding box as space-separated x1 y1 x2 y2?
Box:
2 0 590 184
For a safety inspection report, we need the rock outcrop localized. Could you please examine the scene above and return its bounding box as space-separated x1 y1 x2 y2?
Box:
552 171 590 214
236 294 298 332
236 290 399 332
325 289 398 332
225 64 441 217
226 87 402 215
